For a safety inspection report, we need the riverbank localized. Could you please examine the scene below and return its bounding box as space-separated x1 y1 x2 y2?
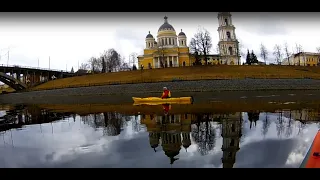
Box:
3 92 320 115
1 79 320 104
36 100 320 115
31 65 320 91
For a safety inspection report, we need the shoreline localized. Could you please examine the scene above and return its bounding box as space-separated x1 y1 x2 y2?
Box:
0 79 320 105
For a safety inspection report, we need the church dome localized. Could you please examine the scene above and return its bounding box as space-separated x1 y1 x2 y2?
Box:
146 31 154 38
158 16 175 32
178 29 186 36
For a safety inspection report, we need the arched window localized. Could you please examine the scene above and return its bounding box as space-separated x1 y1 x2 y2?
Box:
229 47 233 55
230 139 235 146
225 18 228 26
183 61 186 66
226 31 231 39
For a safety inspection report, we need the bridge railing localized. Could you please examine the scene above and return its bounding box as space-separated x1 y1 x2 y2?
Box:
0 64 70 73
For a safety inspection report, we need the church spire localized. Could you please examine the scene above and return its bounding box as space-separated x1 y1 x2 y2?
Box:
164 16 168 23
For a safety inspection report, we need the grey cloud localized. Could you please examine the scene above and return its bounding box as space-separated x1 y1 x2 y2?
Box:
114 28 145 50
233 13 289 36
235 138 296 168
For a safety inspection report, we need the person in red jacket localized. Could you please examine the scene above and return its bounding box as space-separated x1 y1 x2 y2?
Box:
161 87 171 99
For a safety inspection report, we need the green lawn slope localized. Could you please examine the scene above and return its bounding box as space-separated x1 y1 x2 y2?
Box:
31 65 320 91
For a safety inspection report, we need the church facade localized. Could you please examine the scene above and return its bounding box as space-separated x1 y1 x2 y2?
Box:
137 12 241 69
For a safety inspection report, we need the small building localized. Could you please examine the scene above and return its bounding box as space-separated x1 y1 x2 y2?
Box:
75 69 90 76
281 52 320 66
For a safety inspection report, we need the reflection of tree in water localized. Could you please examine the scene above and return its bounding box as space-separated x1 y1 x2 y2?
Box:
191 114 216 156
275 111 285 138
132 115 141 132
72 114 76 122
103 112 130 136
81 112 130 136
247 112 260 129
261 112 271 137
285 110 293 138
81 113 104 130
297 121 307 136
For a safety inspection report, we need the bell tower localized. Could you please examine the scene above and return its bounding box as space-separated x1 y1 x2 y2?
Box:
217 12 240 65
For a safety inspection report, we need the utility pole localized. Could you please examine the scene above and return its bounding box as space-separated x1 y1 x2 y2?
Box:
38 58 39 68
49 56 50 69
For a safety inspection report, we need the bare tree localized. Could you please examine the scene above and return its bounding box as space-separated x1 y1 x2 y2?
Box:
283 42 291 65
236 39 246 65
157 43 166 68
316 47 320 65
215 45 220 54
129 52 138 68
190 38 201 65
103 48 121 72
79 63 90 70
260 43 268 65
89 57 101 73
295 43 303 66
189 27 213 65
273 44 283 65
100 56 106 73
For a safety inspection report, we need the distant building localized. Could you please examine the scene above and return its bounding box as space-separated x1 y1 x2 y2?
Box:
281 52 320 66
283 109 320 122
137 12 241 69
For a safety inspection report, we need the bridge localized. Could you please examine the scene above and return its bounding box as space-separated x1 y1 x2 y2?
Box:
0 64 74 91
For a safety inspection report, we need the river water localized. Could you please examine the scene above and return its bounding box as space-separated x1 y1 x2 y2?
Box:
0 101 319 168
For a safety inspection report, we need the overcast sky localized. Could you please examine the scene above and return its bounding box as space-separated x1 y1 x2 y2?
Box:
0 12 319 71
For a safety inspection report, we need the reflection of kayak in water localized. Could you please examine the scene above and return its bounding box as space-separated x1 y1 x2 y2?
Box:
132 97 193 105
300 130 320 168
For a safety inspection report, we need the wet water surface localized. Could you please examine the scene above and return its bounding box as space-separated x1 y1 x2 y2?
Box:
0 103 319 168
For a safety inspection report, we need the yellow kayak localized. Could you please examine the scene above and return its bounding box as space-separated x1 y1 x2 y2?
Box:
132 97 193 105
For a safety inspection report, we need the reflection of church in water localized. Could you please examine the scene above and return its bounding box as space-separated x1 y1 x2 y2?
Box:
140 112 242 168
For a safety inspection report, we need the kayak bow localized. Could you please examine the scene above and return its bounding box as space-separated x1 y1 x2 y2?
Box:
300 130 320 168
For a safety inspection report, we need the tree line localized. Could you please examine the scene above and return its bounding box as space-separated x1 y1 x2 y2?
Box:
79 48 138 73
